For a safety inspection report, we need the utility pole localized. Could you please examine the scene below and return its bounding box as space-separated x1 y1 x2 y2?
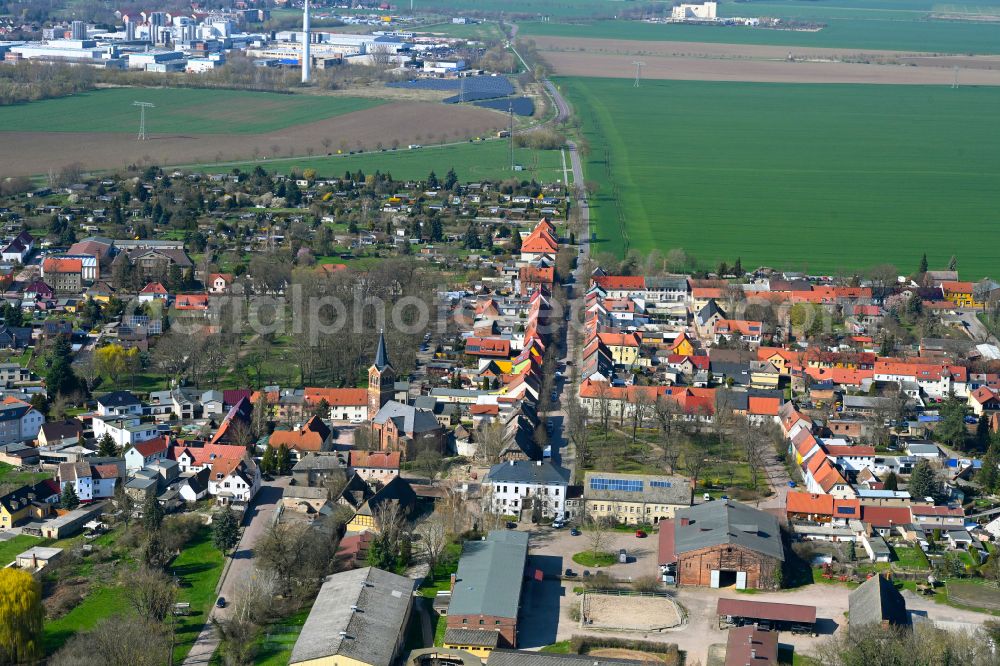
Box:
509 102 514 171
632 61 645 88
133 101 154 141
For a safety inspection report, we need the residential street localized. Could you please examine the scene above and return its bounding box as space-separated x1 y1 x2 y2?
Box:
181 478 289 666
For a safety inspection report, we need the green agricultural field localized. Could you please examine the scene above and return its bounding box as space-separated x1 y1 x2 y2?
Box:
184 140 568 184
0 88 383 134
416 20 504 40
560 76 1000 277
520 18 1000 54
409 0 661 19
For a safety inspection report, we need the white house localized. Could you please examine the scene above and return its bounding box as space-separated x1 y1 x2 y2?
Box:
94 416 160 453
122 435 168 473
0 400 44 446
208 457 260 505
58 460 120 502
484 460 570 521
96 391 143 418
178 468 211 502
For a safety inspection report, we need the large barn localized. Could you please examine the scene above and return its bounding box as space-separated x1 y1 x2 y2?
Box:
660 500 784 590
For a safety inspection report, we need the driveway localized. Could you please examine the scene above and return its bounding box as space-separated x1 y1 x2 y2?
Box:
181 477 289 665
526 525 658 582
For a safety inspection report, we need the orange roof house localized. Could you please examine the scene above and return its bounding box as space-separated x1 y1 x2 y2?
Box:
267 416 332 454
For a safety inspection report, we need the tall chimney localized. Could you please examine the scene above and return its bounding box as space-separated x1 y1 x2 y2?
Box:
301 0 311 83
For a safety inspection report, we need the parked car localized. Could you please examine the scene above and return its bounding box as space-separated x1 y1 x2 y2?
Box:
618 549 627 563
506 521 517 529
788 481 797 488
703 492 712 501
564 568 577 577
635 529 647 538
216 597 227 609
570 527 581 536
552 520 565 529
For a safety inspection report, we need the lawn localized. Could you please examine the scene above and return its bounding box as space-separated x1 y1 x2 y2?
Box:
0 534 42 566
408 0 656 18
560 76 1000 278
42 585 130 654
892 545 930 570
572 550 618 567
0 461 50 487
417 541 463 599
945 580 1000 612
0 88 384 134
187 140 567 184
417 20 504 41
170 526 226 664
252 604 311 666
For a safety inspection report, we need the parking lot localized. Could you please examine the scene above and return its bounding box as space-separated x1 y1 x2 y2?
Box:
522 524 660 581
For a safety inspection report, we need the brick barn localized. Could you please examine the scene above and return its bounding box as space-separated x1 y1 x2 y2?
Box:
660 500 784 590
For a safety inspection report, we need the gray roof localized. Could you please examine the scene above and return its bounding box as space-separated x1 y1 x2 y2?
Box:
849 574 908 630
487 460 569 486
372 401 440 434
674 500 784 562
373 329 391 371
443 627 500 648
289 567 414 666
488 650 647 666
583 471 691 506
448 531 529 620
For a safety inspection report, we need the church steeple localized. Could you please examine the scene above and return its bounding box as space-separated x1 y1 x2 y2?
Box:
368 330 395 420
373 329 392 372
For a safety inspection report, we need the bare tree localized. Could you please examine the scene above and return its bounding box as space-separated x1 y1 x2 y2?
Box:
230 566 280 625
417 514 449 573
594 381 614 436
654 396 682 472
586 515 611 558
475 420 507 465
630 389 654 443
124 567 176 622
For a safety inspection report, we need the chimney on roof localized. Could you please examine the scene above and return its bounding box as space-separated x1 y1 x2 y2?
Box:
680 517 690 527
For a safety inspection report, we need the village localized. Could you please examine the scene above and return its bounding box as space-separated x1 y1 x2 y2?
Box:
0 165 998 665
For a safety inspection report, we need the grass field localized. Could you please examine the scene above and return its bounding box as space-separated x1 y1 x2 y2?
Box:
409 0 659 18
416 20 504 40
0 534 42 566
186 140 568 184
519 12 1000 54
0 461 50 487
560 76 1000 277
42 585 130 654
171 526 226 663
0 88 383 134
946 580 1000 611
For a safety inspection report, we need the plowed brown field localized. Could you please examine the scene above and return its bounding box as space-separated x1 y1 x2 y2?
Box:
0 101 505 177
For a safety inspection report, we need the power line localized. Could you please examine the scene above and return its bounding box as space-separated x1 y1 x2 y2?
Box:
133 101 154 141
632 61 645 87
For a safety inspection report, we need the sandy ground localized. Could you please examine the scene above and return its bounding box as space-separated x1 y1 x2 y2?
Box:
540 50 1000 85
0 101 506 177
584 592 682 631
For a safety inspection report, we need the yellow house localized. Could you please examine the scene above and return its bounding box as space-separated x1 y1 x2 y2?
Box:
582 472 691 526
941 281 984 309
289 567 414 666
598 332 641 366
442 628 499 660
668 332 694 357
0 484 53 530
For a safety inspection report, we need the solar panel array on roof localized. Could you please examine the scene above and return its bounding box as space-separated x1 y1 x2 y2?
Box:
650 480 673 488
590 477 642 492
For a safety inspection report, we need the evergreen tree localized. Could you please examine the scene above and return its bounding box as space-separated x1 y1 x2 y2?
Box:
427 171 439 188
429 218 443 242
463 224 481 250
978 449 999 493
908 459 938 502
276 445 292 475
212 509 240 553
60 484 79 509
142 493 164 533
261 445 277 475
97 434 118 457
883 471 898 491
935 397 969 451
919 253 928 274
444 168 458 190
45 336 79 397
948 255 957 271
733 257 743 277
976 416 990 450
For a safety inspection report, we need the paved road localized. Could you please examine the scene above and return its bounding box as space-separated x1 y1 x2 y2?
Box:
181 478 289 666
957 310 998 345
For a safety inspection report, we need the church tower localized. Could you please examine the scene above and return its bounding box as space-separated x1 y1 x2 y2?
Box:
368 330 395 420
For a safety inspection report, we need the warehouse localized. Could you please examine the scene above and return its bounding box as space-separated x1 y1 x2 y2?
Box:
661 500 784 590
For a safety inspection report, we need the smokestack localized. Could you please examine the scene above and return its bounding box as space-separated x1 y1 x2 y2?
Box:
301 0 311 83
